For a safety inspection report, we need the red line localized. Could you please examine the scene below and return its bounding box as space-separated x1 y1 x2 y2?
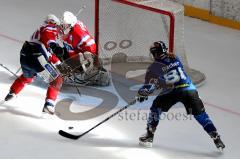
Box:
203 101 240 117
0 33 23 43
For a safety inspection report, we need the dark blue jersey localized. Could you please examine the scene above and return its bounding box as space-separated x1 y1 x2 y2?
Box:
145 55 196 92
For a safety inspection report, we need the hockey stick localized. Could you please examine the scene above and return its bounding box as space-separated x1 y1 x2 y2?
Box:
0 63 18 78
58 98 137 139
15 67 22 75
72 73 82 97
75 5 86 17
60 65 82 98
72 69 101 85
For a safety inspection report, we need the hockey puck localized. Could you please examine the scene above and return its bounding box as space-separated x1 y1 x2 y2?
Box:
68 126 74 130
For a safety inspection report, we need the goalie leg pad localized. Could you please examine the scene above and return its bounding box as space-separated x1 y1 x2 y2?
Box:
78 52 94 72
83 67 110 86
94 69 110 86
37 55 60 83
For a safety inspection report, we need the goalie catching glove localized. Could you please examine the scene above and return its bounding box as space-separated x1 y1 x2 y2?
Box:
137 84 156 103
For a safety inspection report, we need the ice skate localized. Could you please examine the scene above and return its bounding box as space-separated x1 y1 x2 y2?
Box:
4 91 16 101
209 131 225 151
42 101 55 115
139 127 155 148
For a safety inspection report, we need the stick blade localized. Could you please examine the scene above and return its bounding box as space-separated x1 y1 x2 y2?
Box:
58 130 80 140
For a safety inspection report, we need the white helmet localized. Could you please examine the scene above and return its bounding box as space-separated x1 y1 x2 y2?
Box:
61 11 77 35
45 14 60 26
62 11 77 27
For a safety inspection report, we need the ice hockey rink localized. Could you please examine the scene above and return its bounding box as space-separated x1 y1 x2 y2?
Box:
0 0 240 159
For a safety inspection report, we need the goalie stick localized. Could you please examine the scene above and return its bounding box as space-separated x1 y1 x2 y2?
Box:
58 98 137 139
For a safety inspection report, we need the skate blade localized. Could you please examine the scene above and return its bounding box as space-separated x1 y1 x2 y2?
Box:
42 108 54 115
41 113 58 119
139 141 152 148
0 100 6 110
0 100 5 105
218 147 224 152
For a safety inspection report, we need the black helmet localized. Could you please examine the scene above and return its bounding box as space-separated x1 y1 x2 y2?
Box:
150 41 168 56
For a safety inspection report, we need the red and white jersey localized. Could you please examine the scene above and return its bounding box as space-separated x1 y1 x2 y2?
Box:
30 23 59 49
62 21 97 57
30 23 60 65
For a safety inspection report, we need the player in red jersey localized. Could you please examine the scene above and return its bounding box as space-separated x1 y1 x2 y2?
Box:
4 14 64 115
61 11 96 57
60 11 110 86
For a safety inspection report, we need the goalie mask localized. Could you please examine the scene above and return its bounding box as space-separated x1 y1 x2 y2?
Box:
150 41 168 59
61 11 77 35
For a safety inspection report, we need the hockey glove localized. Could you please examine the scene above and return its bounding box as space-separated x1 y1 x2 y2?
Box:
138 84 156 96
137 84 156 103
137 94 148 103
49 43 65 60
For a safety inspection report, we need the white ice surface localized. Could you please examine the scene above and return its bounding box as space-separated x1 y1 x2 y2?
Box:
0 0 240 159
